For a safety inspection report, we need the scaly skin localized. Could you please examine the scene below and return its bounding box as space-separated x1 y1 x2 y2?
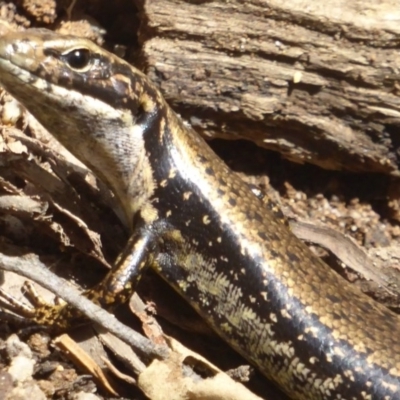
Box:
0 29 399 400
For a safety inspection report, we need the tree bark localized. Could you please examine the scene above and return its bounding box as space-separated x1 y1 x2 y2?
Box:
137 0 400 175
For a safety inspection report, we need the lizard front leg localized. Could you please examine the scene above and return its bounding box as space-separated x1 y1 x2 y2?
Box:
88 225 157 308
0 223 158 329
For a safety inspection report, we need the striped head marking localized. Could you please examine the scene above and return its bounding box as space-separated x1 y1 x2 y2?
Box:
0 29 161 225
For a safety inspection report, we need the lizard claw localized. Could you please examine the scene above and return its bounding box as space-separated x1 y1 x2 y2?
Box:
0 281 75 329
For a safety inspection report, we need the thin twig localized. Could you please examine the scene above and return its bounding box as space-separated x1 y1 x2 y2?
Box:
0 247 169 361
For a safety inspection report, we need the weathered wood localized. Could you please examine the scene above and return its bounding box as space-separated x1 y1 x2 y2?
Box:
137 0 400 175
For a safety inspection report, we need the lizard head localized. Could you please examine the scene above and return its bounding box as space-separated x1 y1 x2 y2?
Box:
0 28 165 227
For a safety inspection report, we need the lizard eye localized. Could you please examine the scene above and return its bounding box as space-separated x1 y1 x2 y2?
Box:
64 48 91 70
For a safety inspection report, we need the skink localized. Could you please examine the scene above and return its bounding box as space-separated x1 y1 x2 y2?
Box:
0 28 399 400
